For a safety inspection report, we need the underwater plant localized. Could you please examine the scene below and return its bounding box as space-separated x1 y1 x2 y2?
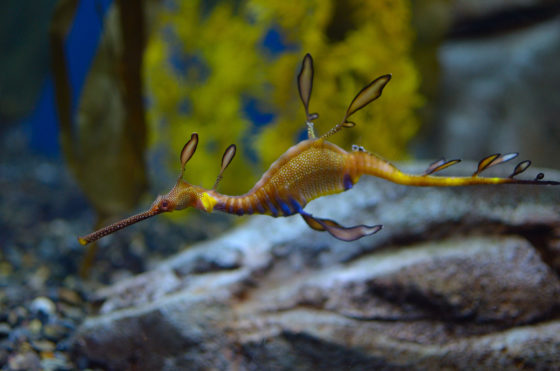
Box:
144 0 420 196
79 54 559 245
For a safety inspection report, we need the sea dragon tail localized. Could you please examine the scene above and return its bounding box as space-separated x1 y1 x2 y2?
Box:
349 150 560 187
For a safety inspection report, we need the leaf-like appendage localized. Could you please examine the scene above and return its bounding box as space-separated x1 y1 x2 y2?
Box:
510 160 531 178
213 144 236 190
345 74 391 121
424 158 461 175
424 158 445 175
474 152 518 176
300 212 382 241
180 133 199 176
300 212 325 231
474 153 500 176
297 53 314 118
492 153 518 167
323 221 382 242
220 144 236 173
321 73 391 139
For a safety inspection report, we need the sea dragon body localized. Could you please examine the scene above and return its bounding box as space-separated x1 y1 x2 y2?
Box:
79 54 559 244
212 139 354 217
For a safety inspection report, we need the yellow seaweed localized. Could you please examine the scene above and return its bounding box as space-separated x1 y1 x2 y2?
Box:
144 0 421 197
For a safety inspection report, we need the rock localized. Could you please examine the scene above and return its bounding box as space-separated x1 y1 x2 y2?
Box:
30 297 56 318
93 269 183 314
40 352 73 371
260 236 559 329
57 303 83 322
74 165 560 369
7 327 32 344
31 339 55 353
8 306 28 327
43 323 70 342
28 319 42 337
7 350 41 371
0 348 7 368
0 322 10 338
57 288 82 306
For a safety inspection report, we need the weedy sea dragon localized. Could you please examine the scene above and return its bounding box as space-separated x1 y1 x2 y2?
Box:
79 54 560 244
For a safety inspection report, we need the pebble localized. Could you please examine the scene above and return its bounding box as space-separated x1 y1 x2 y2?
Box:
8 350 41 370
1 127 183 370
29 266 50 290
0 322 11 337
43 323 70 342
30 296 56 317
0 348 8 365
8 306 28 326
28 319 42 336
0 286 91 370
8 327 31 343
40 352 73 371
58 288 82 306
31 339 56 352
58 302 83 321
0 261 13 276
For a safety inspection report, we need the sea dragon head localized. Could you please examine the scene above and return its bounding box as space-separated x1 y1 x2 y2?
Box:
78 133 235 245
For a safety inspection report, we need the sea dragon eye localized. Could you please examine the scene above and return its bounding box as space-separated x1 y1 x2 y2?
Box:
160 199 169 210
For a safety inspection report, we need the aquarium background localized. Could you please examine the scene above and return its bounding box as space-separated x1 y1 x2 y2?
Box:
1 0 560 369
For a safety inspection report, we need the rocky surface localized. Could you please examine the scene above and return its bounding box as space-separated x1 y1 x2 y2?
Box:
74 163 560 370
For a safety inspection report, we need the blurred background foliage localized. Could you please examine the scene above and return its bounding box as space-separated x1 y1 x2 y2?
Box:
144 0 422 197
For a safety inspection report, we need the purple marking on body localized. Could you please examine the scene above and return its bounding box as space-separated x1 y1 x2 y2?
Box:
343 174 354 190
